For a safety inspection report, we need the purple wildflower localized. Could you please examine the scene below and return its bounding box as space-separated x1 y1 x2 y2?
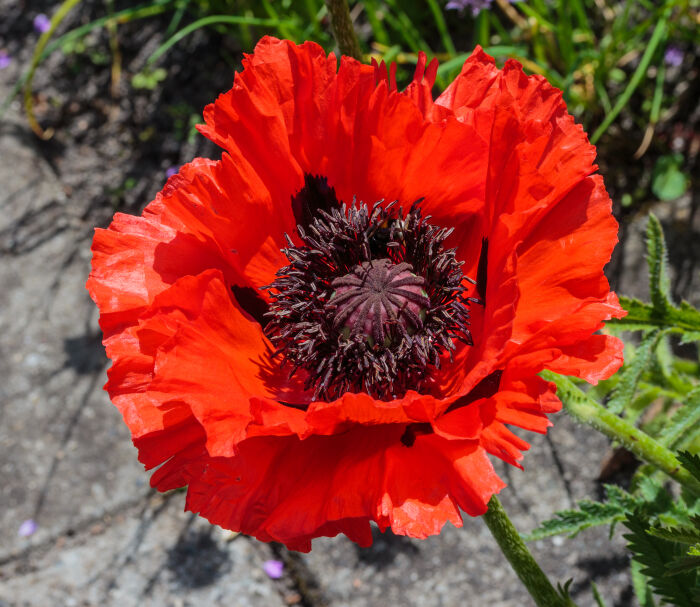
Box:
664 45 683 68
446 0 493 15
34 14 51 34
446 0 518 16
166 166 180 178
263 559 284 579
18 519 37 537
0 51 11 70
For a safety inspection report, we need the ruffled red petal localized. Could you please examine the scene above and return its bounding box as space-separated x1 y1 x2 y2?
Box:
89 37 625 550
184 426 504 552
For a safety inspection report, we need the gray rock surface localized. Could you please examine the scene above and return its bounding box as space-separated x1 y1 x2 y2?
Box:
5 63 695 607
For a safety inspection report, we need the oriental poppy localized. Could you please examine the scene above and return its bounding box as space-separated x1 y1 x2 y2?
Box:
88 37 625 551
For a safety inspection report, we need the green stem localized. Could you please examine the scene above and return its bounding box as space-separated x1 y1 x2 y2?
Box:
483 496 577 607
324 0 362 60
542 371 700 496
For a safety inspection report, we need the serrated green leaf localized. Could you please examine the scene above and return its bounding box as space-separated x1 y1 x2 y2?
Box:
608 296 700 333
608 296 661 331
624 513 698 606
606 483 635 503
523 502 627 540
607 329 664 414
646 214 672 312
678 452 700 484
523 485 640 541
665 554 700 576
658 388 700 450
648 525 700 546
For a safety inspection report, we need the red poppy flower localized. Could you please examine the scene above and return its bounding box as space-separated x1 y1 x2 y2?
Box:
88 37 625 551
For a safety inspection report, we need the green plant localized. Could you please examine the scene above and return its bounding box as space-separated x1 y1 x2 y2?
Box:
529 214 700 605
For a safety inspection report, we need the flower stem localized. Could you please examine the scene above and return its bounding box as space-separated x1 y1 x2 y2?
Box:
542 371 700 496
483 496 577 607
324 0 362 60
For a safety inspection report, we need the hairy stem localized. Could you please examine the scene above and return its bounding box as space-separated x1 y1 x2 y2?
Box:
324 0 362 60
543 371 700 496
483 496 577 607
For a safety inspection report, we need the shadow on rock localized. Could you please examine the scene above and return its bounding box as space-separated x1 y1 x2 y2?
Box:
569 552 632 605
63 331 107 374
166 527 231 589
355 526 420 569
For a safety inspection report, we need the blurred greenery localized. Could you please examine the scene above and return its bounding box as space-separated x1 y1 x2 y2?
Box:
8 0 697 170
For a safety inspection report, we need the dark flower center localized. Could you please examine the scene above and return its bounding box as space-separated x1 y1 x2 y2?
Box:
262 175 478 401
329 259 429 347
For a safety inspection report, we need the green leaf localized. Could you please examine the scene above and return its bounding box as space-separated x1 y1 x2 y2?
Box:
557 578 575 603
658 388 700 450
631 558 657 607
646 214 672 312
523 485 640 541
607 329 664 414
678 452 700 484
624 513 698 606
636 475 675 514
648 524 700 546
679 301 700 330
131 67 167 90
652 154 689 201
680 331 700 345
666 553 700 576
591 582 609 607
607 217 700 338
608 296 700 333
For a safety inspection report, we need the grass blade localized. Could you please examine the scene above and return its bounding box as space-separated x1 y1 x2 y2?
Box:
590 14 668 143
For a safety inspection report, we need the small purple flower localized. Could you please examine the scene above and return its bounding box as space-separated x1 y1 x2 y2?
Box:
0 51 11 70
446 0 493 15
18 519 37 537
33 14 51 34
664 45 683 68
446 0 518 16
263 559 284 579
166 166 180 179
